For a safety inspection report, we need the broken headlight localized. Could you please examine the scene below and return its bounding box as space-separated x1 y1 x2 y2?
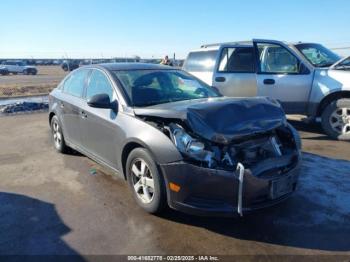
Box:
168 123 215 166
287 123 302 150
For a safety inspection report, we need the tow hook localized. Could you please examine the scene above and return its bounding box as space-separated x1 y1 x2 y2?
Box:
236 162 245 217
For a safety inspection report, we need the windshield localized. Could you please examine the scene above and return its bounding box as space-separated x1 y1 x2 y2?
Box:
296 43 341 67
114 70 220 107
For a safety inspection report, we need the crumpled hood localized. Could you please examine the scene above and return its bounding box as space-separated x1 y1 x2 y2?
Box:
134 97 287 144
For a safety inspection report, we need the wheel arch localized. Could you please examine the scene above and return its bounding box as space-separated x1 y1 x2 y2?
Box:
317 91 350 117
49 111 56 126
121 140 148 180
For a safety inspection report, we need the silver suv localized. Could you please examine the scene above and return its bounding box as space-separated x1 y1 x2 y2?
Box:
183 39 350 140
2 61 38 75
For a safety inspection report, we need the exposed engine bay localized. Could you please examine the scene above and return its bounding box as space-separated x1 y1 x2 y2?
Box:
134 96 300 177
140 116 300 175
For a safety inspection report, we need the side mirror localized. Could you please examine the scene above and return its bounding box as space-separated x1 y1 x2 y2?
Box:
87 94 112 109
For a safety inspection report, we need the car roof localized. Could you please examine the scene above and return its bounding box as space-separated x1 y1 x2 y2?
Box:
92 62 174 71
200 41 254 49
197 40 319 51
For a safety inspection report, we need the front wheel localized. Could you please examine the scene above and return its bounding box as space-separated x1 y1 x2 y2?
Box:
321 98 350 141
126 148 167 214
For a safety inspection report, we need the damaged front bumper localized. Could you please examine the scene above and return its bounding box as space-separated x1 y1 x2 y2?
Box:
160 153 301 217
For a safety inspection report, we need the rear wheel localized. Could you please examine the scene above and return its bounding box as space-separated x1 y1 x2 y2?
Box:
23 69 29 75
126 148 167 214
50 115 68 153
321 98 350 141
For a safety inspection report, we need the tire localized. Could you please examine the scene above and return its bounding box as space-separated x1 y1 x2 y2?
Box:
12 72 17 75
126 148 167 214
321 98 350 141
50 115 68 153
31 70 37 75
23 69 28 75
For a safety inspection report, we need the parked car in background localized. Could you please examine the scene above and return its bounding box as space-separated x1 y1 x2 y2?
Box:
183 39 350 140
61 60 80 71
52 59 62 65
0 66 9 75
49 63 301 216
2 61 38 75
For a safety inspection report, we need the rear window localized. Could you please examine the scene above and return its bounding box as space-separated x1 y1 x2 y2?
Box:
183 50 218 72
63 69 89 98
218 47 254 73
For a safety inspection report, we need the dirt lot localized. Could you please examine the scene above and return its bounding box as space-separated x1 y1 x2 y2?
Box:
0 66 67 97
0 113 349 258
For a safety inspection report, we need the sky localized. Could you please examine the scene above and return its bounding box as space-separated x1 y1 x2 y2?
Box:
1 0 350 59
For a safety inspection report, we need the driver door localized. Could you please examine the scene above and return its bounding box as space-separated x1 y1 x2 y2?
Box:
80 69 122 170
253 39 314 114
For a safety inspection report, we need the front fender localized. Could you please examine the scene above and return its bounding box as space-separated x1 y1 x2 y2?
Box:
308 69 350 115
117 113 183 167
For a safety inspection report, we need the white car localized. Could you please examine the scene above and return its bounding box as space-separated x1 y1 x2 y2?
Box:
2 61 37 75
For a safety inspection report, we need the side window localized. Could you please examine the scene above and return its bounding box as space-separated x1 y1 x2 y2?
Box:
183 50 218 72
218 47 254 72
86 70 114 101
63 69 89 98
257 43 299 74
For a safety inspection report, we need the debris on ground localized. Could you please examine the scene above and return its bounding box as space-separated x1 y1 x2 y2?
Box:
0 101 49 115
89 168 98 176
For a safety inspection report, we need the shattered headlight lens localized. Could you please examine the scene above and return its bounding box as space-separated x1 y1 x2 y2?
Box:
169 123 215 165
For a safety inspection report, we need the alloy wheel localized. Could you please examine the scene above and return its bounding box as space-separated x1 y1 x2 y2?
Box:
130 158 155 204
52 120 62 149
329 107 350 135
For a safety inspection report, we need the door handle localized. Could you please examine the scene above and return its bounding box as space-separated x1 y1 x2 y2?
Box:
81 111 87 119
263 79 275 85
215 76 226 82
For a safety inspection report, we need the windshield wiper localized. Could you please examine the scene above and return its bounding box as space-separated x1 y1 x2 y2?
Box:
335 65 350 70
134 100 172 107
317 62 334 67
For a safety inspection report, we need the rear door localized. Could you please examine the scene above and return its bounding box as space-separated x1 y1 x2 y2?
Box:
60 69 90 146
253 39 314 114
213 46 257 97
